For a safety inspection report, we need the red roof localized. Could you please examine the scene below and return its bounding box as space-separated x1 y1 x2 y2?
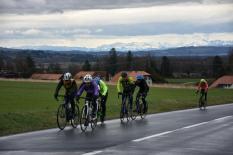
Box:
111 71 151 83
31 73 62 80
74 71 107 80
210 75 233 88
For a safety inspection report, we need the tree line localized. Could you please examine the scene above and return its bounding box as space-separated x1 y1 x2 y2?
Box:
1 48 233 80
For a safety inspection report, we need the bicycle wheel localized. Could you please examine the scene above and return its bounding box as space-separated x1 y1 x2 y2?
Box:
126 102 130 121
91 119 97 130
120 104 125 122
57 104 67 130
97 104 102 122
198 97 202 110
71 104 80 128
203 99 207 110
131 101 137 120
140 102 147 119
80 106 88 132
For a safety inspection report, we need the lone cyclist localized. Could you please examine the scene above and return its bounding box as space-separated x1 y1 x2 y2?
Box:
196 79 208 103
117 72 135 111
54 72 77 121
76 74 99 119
94 76 108 123
134 75 149 113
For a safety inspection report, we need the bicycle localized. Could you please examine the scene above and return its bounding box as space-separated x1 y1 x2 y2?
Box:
56 95 80 130
78 96 98 132
196 91 207 110
118 93 133 122
132 93 148 120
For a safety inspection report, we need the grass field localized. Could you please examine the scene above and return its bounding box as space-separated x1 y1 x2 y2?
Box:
166 78 214 84
0 80 233 136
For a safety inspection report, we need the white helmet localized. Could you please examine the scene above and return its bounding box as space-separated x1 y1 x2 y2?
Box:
83 74 92 83
63 72 72 80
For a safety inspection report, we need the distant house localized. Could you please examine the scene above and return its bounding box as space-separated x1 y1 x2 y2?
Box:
74 71 109 81
31 73 62 80
111 71 152 86
210 75 233 89
0 70 20 78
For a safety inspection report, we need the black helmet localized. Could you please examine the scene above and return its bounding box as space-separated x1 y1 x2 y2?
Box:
121 72 128 78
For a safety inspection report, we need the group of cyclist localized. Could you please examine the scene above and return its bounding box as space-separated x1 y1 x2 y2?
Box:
54 71 149 124
54 71 209 125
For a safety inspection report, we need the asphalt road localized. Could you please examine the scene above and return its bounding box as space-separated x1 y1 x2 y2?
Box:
0 103 233 155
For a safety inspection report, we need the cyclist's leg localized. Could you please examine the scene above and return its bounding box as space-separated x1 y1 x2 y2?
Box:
204 92 207 102
200 89 205 106
64 96 70 121
129 93 133 110
142 93 148 113
101 92 108 122
70 98 75 118
92 97 98 118
121 93 127 114
135 92 140 112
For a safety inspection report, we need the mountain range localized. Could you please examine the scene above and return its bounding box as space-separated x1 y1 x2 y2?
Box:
16 40 233 52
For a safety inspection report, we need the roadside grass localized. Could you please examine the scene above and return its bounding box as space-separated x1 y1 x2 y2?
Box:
0 80 232 136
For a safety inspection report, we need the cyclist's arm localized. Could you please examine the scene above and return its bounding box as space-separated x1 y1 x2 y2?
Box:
55 80 63 95
100 80 108 96
93 81 99 97
144 80 149 93
117 77 122 93
76 83 85 97
128 77 135 84
205 82 209 92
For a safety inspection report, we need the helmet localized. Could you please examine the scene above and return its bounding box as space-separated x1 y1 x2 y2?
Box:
63 72 72 80
83 74 92 83
121 72 128 78
136 75 144 80
200 79 206 83
94 77 101 85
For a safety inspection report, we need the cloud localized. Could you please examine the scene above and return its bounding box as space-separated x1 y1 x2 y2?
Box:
0 1 232 48
1 4 232 29
1 33 233 48
0 0 232 14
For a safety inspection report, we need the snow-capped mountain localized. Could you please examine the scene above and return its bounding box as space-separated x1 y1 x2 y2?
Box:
16 40 233 52
95 40 233 51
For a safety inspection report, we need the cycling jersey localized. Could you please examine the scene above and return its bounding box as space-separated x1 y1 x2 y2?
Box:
76 80 99 97
55 79 77 97
197 80 208 92
99 80 108 96
135 79 149 93
117 76 134 93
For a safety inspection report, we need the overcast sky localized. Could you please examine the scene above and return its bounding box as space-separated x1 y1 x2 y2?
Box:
0 0 233 48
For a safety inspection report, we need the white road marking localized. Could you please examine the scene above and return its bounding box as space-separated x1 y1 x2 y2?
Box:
133 131 174 142
181 122 208 129
82 150 103 155
133 115 233 142
214 116 233 121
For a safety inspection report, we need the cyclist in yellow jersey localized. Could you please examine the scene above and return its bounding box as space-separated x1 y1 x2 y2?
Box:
117 72 135 110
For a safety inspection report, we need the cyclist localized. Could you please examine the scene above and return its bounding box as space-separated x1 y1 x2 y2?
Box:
117 72 135 112
196 79 208 103
54 72 77 121
76 74 99 119
134 75 149 113
94 76 108 123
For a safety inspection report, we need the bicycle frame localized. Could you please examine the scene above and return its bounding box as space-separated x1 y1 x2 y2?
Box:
79 96 98 131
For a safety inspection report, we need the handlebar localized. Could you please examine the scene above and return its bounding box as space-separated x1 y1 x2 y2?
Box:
77 96 92 100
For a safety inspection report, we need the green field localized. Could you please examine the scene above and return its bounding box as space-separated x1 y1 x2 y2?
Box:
0 80 233 136
166 78 214 84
